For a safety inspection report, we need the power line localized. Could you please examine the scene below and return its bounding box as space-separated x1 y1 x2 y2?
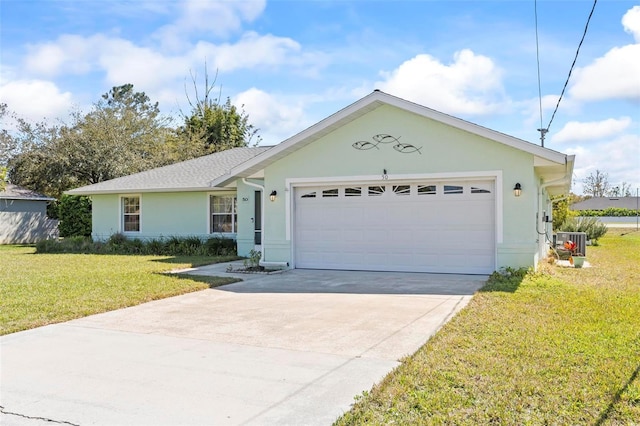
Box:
545 0 598 135
534 0 546 146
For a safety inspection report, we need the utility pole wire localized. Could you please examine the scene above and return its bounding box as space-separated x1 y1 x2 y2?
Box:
534 0 546 146
546 0 598 134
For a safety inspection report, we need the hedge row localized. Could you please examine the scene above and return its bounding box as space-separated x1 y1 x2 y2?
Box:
576 207 639 217
36 234 237 256
558 216 608 244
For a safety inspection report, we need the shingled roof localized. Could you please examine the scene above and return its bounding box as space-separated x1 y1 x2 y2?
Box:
66 146 272 195
0 183 55 201
570 197 640 211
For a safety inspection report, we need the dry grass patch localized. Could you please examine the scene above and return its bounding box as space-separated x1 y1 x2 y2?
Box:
0 246 239 335
336 229 640 425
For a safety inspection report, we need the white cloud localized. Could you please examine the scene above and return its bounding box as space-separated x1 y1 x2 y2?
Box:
622 5 640 42
24 34 104 76
521 94 583 128
154 0 266 49
192 32 302 72
551 117 632 144
374 50 506 115
234 88 307 145
569 6 640 102
0 79 73 121
98 39 189 89
23 30 308 93
568 132 640 193
569 44 640 102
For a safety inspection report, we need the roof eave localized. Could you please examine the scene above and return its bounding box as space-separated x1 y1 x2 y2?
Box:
211 91 573 187
0 196 56 201
65 186 234 196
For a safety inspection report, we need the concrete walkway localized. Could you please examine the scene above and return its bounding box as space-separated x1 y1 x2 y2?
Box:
1 265 486 426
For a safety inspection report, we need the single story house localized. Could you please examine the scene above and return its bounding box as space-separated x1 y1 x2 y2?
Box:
67 90 575 274
0 183 59 244
570 197 640 211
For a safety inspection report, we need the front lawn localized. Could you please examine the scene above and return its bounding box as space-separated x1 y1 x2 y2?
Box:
336 229 640 424
0 246 240 335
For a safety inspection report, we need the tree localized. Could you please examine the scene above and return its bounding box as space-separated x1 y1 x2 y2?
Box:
7 118 69 198
0 104 19 166
8 84 171 198
609 182 632 197
582 170 611 198
0 166 6 191
177 66 260 158
58 194 92 237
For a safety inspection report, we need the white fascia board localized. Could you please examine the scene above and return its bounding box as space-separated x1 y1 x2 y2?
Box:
0 196 55 201
378 94 570 164
65 186 233 196
212 91 571 187
211 95 385 187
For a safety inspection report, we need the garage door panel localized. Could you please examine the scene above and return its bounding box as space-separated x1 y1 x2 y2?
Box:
295 180 495 274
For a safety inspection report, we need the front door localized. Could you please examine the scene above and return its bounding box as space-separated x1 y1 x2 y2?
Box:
254 190 262 246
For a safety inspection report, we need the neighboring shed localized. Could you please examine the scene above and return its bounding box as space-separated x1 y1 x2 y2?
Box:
570 197 640 211
0 184 59 244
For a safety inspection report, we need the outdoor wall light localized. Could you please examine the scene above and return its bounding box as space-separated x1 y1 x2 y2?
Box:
270 190 277 202
513 183 522 197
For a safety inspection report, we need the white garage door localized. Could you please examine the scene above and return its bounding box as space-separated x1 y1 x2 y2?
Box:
294 181 495 274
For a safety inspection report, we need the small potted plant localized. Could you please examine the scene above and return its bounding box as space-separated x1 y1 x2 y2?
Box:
563 240 586 268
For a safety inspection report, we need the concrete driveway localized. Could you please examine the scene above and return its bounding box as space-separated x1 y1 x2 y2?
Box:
1 266 486 426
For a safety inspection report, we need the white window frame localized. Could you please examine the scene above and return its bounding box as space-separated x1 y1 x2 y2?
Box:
209 195 238 234
120 195 141 234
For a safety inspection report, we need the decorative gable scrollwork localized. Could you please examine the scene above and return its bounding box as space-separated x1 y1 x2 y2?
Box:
351 134 422 155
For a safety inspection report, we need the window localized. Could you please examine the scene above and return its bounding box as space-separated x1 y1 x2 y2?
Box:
393 185 411 196
322 188 339 197
345 187 362 197
471 186 491 194
301 191 316 198
417 185 436 195
368 186 385 196
444 185 463 194
122 196 140 232
210 196 237 233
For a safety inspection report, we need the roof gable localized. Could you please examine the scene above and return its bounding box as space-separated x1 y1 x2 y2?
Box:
212 90 574 187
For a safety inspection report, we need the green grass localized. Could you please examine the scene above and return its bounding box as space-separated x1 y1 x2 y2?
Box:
0 246 240 335
336 229 640 425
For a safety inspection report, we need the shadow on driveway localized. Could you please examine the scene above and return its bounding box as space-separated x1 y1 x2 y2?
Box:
189 265 488 295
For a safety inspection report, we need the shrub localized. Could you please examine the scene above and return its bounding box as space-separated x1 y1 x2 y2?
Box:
179 236 203 255
559 216 608 244
35 236 93 253
578 207 639 217
58 195 92 237
35 234 238 257
146 239 165 255
204 237 236 255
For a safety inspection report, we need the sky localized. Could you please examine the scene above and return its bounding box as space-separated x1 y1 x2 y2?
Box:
1 0 639 194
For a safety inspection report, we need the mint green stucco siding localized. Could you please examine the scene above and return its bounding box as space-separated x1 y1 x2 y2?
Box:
236 179 261 257
257 104 541 270
91 191 236 241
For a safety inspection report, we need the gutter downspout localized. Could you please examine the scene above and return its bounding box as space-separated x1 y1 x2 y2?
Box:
242 178 288 269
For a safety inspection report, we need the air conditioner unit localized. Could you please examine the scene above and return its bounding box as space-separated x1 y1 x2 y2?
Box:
555 232 587 256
